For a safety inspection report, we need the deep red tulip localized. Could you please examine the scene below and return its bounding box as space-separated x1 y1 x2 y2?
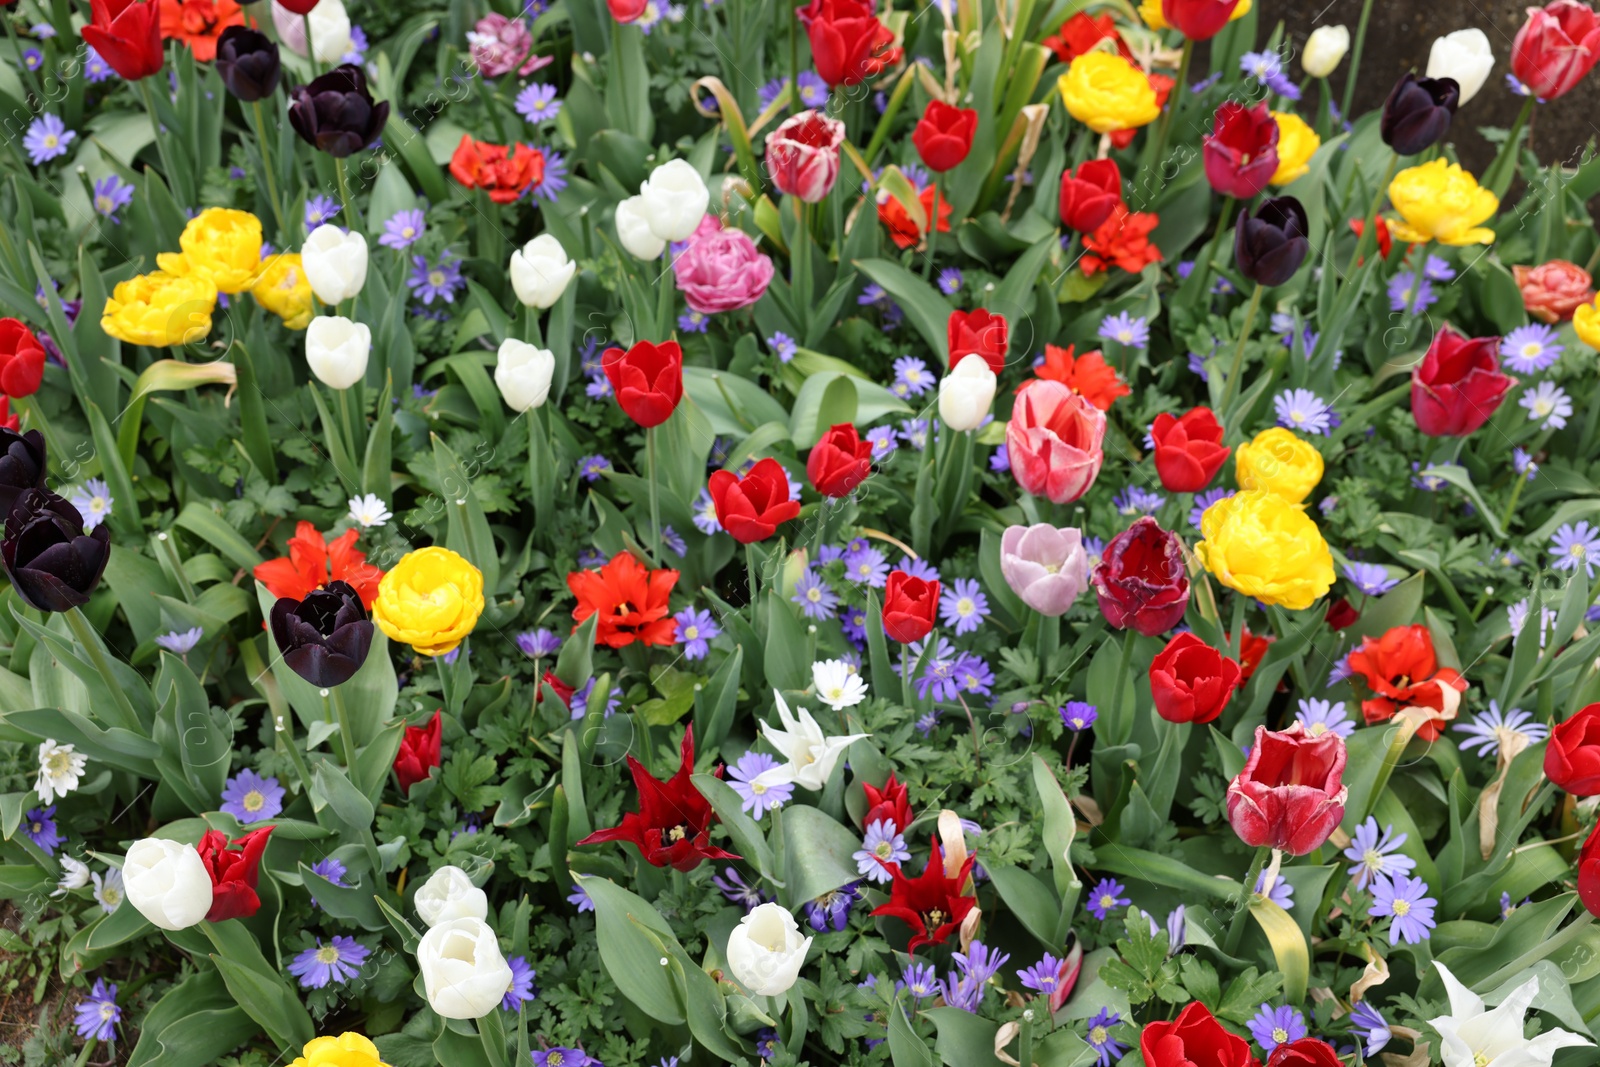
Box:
1546 703 1600 796
1512 0 1600 100
947 308 1008 375
275 0 320 12
1159 0 1242 41
0 319 46 398
1091 517 1189 636
1150 407 1229 492
1149 632 1242 725
1578 820 1600 917
1267 1039 1343 1067
882 570 939 643
1226 724 1347 855
1346 624 1466 740
796 0 902 88
1141 1003 1255 1067
862 771 912 834
870 839 976 953
708 458 801 543
912 100 977 173
1410 326 1514 437
807 423 873 498
394 710 442 794
602 340 684 428
606 0 649 21
1324 597 1359 631
577 726 739 871
1204 102 1279 199
81 0 164 81
198 827 274 923
1059 159 1123 234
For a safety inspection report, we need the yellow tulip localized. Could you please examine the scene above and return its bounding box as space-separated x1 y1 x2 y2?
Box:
1387 159 1498 246
289 1033 391 1067
1058 53 1161 134
157 207 264 294
101 269 217 348
1235 427 1324 504
373 546 485 657
252 252 315 331
1269 112 1320 186
1195 490 1335 610
1575 297 1600 350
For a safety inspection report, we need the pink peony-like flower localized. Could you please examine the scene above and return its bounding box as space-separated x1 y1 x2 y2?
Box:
468 14 546 78
1006 379 1106 504
672 218 775 315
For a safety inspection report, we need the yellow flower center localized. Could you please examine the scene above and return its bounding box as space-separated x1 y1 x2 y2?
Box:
1574 544 1588 558
1392 898 1411 917
42 135 58 149
1272 1027 1288 1043
1522 342 1542 357
684 625 698 640
243 790 265 812
102 886 121 905
317 945 341 964
751 782 767 795
402 226 416 238
957 597 974 615
429 270 446 287
1090 1026 1107 1044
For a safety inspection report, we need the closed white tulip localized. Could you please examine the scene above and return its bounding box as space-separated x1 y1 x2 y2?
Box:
939 354 997 431
416 917 514 1019
302 225 368 305
510 235 576 309
414 865 488 928
1427 29 1494 104
272 0 353 63
495 339 555 412
1301 25 1350 78
616 195 666 260
123 838 213 931
726 903 812 996
640 159 711 242
305 316 370 390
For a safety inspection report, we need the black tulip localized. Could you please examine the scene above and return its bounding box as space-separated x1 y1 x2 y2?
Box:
269 580 374 688
216 26 282 103
1380 73 1459 156
1234 197 1310 288
0 429 45 521
2 489 110 614
288 64 390 159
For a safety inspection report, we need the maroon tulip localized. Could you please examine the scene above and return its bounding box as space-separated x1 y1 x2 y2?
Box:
708 458 801 543
947 308 1008 374
807 423 873 498
1091 517 1190 636
1380 73 1459 156
1545 703 1600 796
1059 159 1122 234
1226 724 1348 855
1150 407 1229 493
912 100 977 173
1410 326 1514 437
882 571 939 643
1512 1 1600 100
1149 632 1242 725
1203 102 1279 199
1235 196 1310 287
602 340 684 428
276 0 321 11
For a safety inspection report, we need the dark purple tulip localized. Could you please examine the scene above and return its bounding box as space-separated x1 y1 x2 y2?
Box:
1235 197 1310 288
2 489 110 613
215 26 282 103
1380 73 1459 155
287 64 389 158
270 580 374 688
0 428 45 521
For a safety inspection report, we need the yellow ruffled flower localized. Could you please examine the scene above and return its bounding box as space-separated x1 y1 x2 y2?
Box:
1235 426 1324 504
1387 159 1498 246
1139 0 1250 30
1057 53 1161 134
101 270 218 348
1576 297 1600 349
252 252 314 330
1270 112 1320 186
1195 489 1335 611
157 207 264 294
373 546 485 657
289 1033 390 1067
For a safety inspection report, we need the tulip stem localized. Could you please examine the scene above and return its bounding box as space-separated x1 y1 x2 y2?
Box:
1224 845 1272 956
65 607 142 733
646 425 662 565
1229 594 1247 662
1106 627 1137 747
1500 471 1530 541
249 100 289 241
333 156 362 232
1482 95 1536 198
923 177 941 279
1342 151 1398 281
330 687 359 770
273 709 316 798
746 542 759 610
1142 39 1193 205
1339 0 1376 123
303 14 320 76
1220 282 1264 411
135 76 180 194
155 530 197 602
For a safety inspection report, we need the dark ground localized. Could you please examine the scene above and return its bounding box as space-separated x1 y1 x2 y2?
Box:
1277 0 1600 171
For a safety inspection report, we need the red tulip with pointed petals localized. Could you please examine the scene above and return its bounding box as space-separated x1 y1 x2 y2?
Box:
870 839 977 953
576 727 739 871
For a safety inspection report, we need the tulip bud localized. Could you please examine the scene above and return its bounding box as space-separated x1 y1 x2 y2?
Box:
302 224 368 305
616 195 666 260
509 234 576 309
0 427 47 522
1234 197 1310 288
640 159 711 243
416 917 514 1019
938 354 996 431
1427 29 1494 104
494 339 555 413
765 110 846 203
1512 0 1600 101
1380 72 1459 156
726 902 813 996
1301 24 1349 77
415 865 489 927
305 315 370 390
124 838 214 931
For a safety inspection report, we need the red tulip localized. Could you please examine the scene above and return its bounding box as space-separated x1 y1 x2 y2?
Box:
197 827 274 923
606 0 649 21
1226 724 1348 855
1512 0 1600 100
1150 407 1229 492
1204 102 1279 199
81 0 164 81
1346 624 1466 741
1149 632 1241 725
765 109 846 203
0 399 18 433
912 100 977 173
947 308 1008 375
1410 326 1514 437
1324 597 1359 631
0 320 45 399
602 340 684 428
1267 1039 1342 1067
796 0 902 88
1546 703 1600 796
578 726 739 871
394 710 442 794
708 458 801 543
882 570 939 643
1044 12 1133 63
1578 820 1600 917
862 771 912 834
807 423 873 498
1007 380 1106 505
869 839 976 953
1159 0 1243 41
1092 517 1189 636
1141 1003 1255 1067
1059 159 1123 234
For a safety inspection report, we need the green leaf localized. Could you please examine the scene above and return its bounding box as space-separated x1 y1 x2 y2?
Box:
763 590 810 692
577 875 686 1025
127 971 259 1067
433 433 501 596
1032 755 1079 902
176 502 264 570
986 865 1060 949
854 258 954 362
1091 847 1240 901
693 772 776 881
924 1007 1005 1067
1248 897 1309 1003
889 1001 935 1067
780 804 861 908
203 921 316 1050
682 367 790 436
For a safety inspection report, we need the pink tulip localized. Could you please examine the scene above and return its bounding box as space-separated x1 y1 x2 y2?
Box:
765 110 846 203
1226 724 1348 856
672 218 776 315
999 524 1090 617
1006 380 1106 504
469 14 547 78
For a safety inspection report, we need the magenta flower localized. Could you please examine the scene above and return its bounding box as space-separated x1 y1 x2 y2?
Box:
671 219 775 315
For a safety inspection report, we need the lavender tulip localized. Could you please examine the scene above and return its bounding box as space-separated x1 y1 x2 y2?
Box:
999 524 1090 617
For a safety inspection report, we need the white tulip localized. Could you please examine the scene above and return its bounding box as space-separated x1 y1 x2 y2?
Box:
761 690 868 791
1430 961 1591 1067
123 838 213 931
302 225 368 305
639 159 711 242
509 235 576 309
1301 25 1350 78
726 903 812 996
615 196 666 260
305 316 370 391
939 354 997 432
416 917 514 1019
414 865 488 928
272 0 353 63
1427 29 1494 105
494 340 555 413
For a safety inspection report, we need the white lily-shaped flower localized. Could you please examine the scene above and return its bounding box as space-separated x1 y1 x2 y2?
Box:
761 690 868 790
812 659 868 711
1431 961 1592 1067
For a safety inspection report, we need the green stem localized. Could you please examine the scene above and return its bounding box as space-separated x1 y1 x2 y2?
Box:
923 177 941 279
1340 0 1377 122
657 246 675 338
746 542 759 608
249 100 288 241
136 76 178 193
1106 627 1138 746
438 649 459 717
274 710 316 798
646 425 662 565
303 13 320 75
331 686 359 770
788 7 799 115
1221 283 1265 410
1229 593 1247 661
1223 845 1272 956
1187 198 1237 302
1141 39 1193 206
1481 96 1536 197
1342 151 1399 280
155 530 197 602
65 607 141 732
2 17 43 108
333 156 362 232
